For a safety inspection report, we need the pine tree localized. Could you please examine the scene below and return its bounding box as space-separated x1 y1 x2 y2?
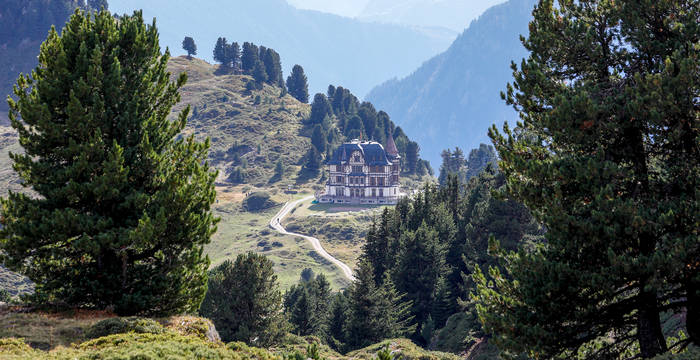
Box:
405 141 420 174
252 60 268 85
1 9 218 315
304 146 321 174
263 48 284 87
344 260 414 350
182 36 197 58
199 253 286 345
309 93 333 126
286 65 309 103
229 42 241 72
213 37 229 67
241 42 259 73
328 292 348 350
475 0 700 358
311 124 327 153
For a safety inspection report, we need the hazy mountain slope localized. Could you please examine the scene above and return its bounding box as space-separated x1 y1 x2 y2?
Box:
358 0 506 32
108 0 453 97
365 0 536 166
0 0 88 119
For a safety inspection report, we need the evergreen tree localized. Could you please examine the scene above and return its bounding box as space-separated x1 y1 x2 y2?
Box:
405 141 420 174
464 144 497 180
475 0 700 358
252 60 268 85
228 42 241 72
345 260 414 350
328 292 348 350
1 9 217 315
286 65 309 103
284 273 332 338
344 115 365 140
309 93 333 126
421 315 435 345
182 36 197 58
263 48 284 87
303 146 321 174
311 124 327 153
199 253 286 346
213 37 229 67
241 42 259 73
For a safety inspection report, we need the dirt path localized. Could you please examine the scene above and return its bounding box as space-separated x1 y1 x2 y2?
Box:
270 195 355 282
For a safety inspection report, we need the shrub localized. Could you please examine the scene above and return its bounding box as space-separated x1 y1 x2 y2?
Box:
243 192 276 212
85 317 165 339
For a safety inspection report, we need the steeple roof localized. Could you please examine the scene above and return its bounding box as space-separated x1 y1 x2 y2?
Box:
385 132 400 159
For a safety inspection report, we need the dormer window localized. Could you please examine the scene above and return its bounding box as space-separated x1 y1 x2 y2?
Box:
353 155 360 162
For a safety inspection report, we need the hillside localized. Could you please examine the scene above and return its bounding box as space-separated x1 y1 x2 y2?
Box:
358 0 506 32
108 0 453 97
365 0 536 166
0 1 104 120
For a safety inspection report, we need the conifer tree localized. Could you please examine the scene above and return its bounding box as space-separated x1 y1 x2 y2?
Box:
309 93 333 126
286 65 309 103
199 253 286 345
475 0 700 358
241 42 259 73
304 146 321 174
263 48 284 87
311 124 327 153
252 60 268 85
1 9 217 315
182 36 197 58
405 141 420 174
213 37 229 67
229 42 241 71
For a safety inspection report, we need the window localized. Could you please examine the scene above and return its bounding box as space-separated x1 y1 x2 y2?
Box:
392 165 399 172
336 176 343 184
360 178 365 185
336 188 344 196
352 165 363 173
372 189 376 197
378 178 384 186
379 189 384 197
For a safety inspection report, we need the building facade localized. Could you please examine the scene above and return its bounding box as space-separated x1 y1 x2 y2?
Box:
316 138 402 205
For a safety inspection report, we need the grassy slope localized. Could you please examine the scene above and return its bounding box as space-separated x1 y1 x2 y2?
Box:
0 312 463 360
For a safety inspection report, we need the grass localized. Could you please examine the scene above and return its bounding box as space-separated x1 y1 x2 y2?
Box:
209 189 350 290
347 338 461 360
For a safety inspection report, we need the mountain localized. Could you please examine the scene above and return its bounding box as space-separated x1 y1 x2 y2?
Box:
358 0 506 32
365 0 536 167
108 0 454 98
0 0 97 119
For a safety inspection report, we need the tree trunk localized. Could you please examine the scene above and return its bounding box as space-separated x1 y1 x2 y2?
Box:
686 276 700 346
637 288 667 358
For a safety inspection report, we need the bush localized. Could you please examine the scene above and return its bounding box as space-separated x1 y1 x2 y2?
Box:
243 192 276 212
85 317 166 339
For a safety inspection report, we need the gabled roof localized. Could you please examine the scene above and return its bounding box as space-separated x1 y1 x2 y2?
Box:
327 140 392 166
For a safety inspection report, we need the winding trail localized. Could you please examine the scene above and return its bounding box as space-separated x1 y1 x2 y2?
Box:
270 195 355 282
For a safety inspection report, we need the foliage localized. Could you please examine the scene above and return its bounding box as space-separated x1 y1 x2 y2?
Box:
346 338 461 360
85 317 166 339
476 0 700 358
357 165 541 347
343 260 416 351
183 36 197 58
242 192 276 212
287 65 310 104
438 145 497 185
284 273 332 339
1 9 218 316
199 253 287 346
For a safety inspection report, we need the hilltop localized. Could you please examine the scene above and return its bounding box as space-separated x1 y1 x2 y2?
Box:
108 0 453 97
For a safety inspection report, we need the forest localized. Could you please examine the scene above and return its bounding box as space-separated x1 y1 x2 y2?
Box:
0 1 698 360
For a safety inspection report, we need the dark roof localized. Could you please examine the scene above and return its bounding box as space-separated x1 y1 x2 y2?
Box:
327 141 392 166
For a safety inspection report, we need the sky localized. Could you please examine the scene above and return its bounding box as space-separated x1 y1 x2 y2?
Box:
285 0 371 17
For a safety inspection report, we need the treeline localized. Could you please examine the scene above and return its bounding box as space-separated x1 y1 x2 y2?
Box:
211 37 308 102
303 86 432 176
438 144 497 185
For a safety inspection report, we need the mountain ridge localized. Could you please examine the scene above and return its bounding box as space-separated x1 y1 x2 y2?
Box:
365 0 537 166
